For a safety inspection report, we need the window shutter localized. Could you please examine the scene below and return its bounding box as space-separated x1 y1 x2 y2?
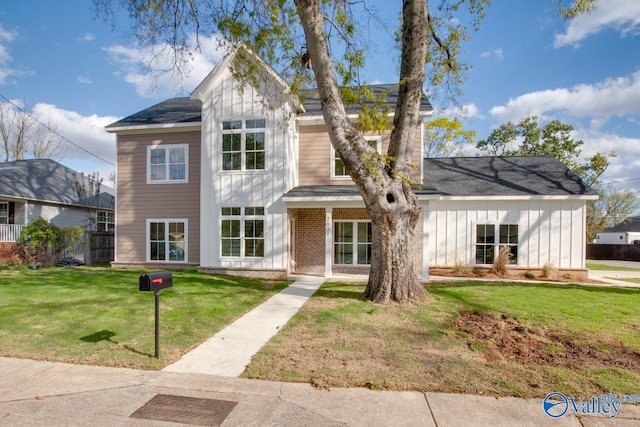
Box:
8 202 14 224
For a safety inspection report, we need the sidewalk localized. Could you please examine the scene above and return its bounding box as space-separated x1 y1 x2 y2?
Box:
5 357 638 426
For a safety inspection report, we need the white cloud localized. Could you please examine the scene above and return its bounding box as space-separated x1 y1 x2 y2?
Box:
562 129 640 192
555 0 640 47
479 48 503 60
32 103 119 174
0 24 21 85
437 103 480 119
490 70 640 126
79 32 95 42
104 34 226 98
77 75 92 84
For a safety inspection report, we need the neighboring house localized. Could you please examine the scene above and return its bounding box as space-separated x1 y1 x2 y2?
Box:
106 47 597 280
0 159 115 263
595 216 640 244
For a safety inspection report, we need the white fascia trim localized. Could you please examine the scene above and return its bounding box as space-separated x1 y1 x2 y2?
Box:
416 194 440 201
283 198 365 209
106 122 202 134
437 195 599 201
283 193 439 206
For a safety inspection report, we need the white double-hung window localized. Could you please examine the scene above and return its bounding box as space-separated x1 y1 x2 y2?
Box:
332 136 381 179
220 207 265 258
147 219 188 262
475 224 518 265
147 144 188 183
334 221 372 265
221 119 266 171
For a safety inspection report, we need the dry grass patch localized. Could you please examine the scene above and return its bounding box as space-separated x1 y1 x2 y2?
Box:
244 281 640 398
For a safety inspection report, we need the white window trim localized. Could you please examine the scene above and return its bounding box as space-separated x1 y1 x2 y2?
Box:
333 220 372 266
146 144 189 184
331 136 381 179
96 210 114 232
146 218 189 263
220 119 267 172
472 222 519 266
219 207 266 259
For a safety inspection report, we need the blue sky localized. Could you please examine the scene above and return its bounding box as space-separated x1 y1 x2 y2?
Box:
0 0 639 194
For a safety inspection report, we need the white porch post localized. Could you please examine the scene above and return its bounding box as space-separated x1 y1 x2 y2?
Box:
325 207 333 278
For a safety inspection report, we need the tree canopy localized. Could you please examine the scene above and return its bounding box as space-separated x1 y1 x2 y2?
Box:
476 115 613 186
423 117 476 158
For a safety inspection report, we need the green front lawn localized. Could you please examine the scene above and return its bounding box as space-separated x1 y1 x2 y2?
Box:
0 266 288 369
586 263 640 272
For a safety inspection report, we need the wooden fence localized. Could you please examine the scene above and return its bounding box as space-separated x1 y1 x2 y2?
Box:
64 231 114 265
586 244 640 261
87 232 114 264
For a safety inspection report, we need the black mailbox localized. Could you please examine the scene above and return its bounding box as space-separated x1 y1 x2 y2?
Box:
139 271 173 292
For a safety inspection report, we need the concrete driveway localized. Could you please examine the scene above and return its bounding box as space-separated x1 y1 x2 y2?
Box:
586 259 640 287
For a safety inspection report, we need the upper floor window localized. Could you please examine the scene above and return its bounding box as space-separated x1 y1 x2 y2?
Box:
332 136 381 179
96 210 114 232
147 144 188 183
222 119 266 171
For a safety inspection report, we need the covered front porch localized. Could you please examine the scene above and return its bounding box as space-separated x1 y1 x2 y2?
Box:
0 224 23 242
283 186 432 280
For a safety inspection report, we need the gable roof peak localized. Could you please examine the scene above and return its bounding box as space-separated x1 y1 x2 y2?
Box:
191 45 304 113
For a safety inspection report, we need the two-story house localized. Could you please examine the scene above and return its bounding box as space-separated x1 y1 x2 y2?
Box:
107 47 598 280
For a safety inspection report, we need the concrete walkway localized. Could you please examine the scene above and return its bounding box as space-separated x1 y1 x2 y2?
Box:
164 275 325 376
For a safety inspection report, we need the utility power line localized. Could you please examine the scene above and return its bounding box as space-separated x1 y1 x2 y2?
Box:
0 94 115 166
604 176 640 185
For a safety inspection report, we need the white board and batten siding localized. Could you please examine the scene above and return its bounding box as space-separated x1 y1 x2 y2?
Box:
427 198 588 269
196 65 297 271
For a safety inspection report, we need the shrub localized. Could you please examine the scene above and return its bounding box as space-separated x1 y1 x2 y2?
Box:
493 246 512 277
452 260 473 275
542 261 556 279
524 271 536 280
16 218 83 267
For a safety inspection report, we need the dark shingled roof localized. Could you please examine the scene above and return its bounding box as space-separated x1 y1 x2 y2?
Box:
107 84 432 128
298 84 432 116
602 216 640 233
284 184 439 199
106 97 201 128
284 157 596 200
0 159 115 209
422 156 598 196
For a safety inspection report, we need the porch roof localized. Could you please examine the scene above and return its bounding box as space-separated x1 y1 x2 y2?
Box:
282 185 439 204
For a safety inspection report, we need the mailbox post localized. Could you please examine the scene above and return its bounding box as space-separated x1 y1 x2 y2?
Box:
139 272 173 358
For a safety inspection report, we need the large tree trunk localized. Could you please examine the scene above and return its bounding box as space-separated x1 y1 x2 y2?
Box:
295 0 429 304
362 180 426 304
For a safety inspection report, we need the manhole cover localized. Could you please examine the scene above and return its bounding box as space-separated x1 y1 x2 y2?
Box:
130 394 238 426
